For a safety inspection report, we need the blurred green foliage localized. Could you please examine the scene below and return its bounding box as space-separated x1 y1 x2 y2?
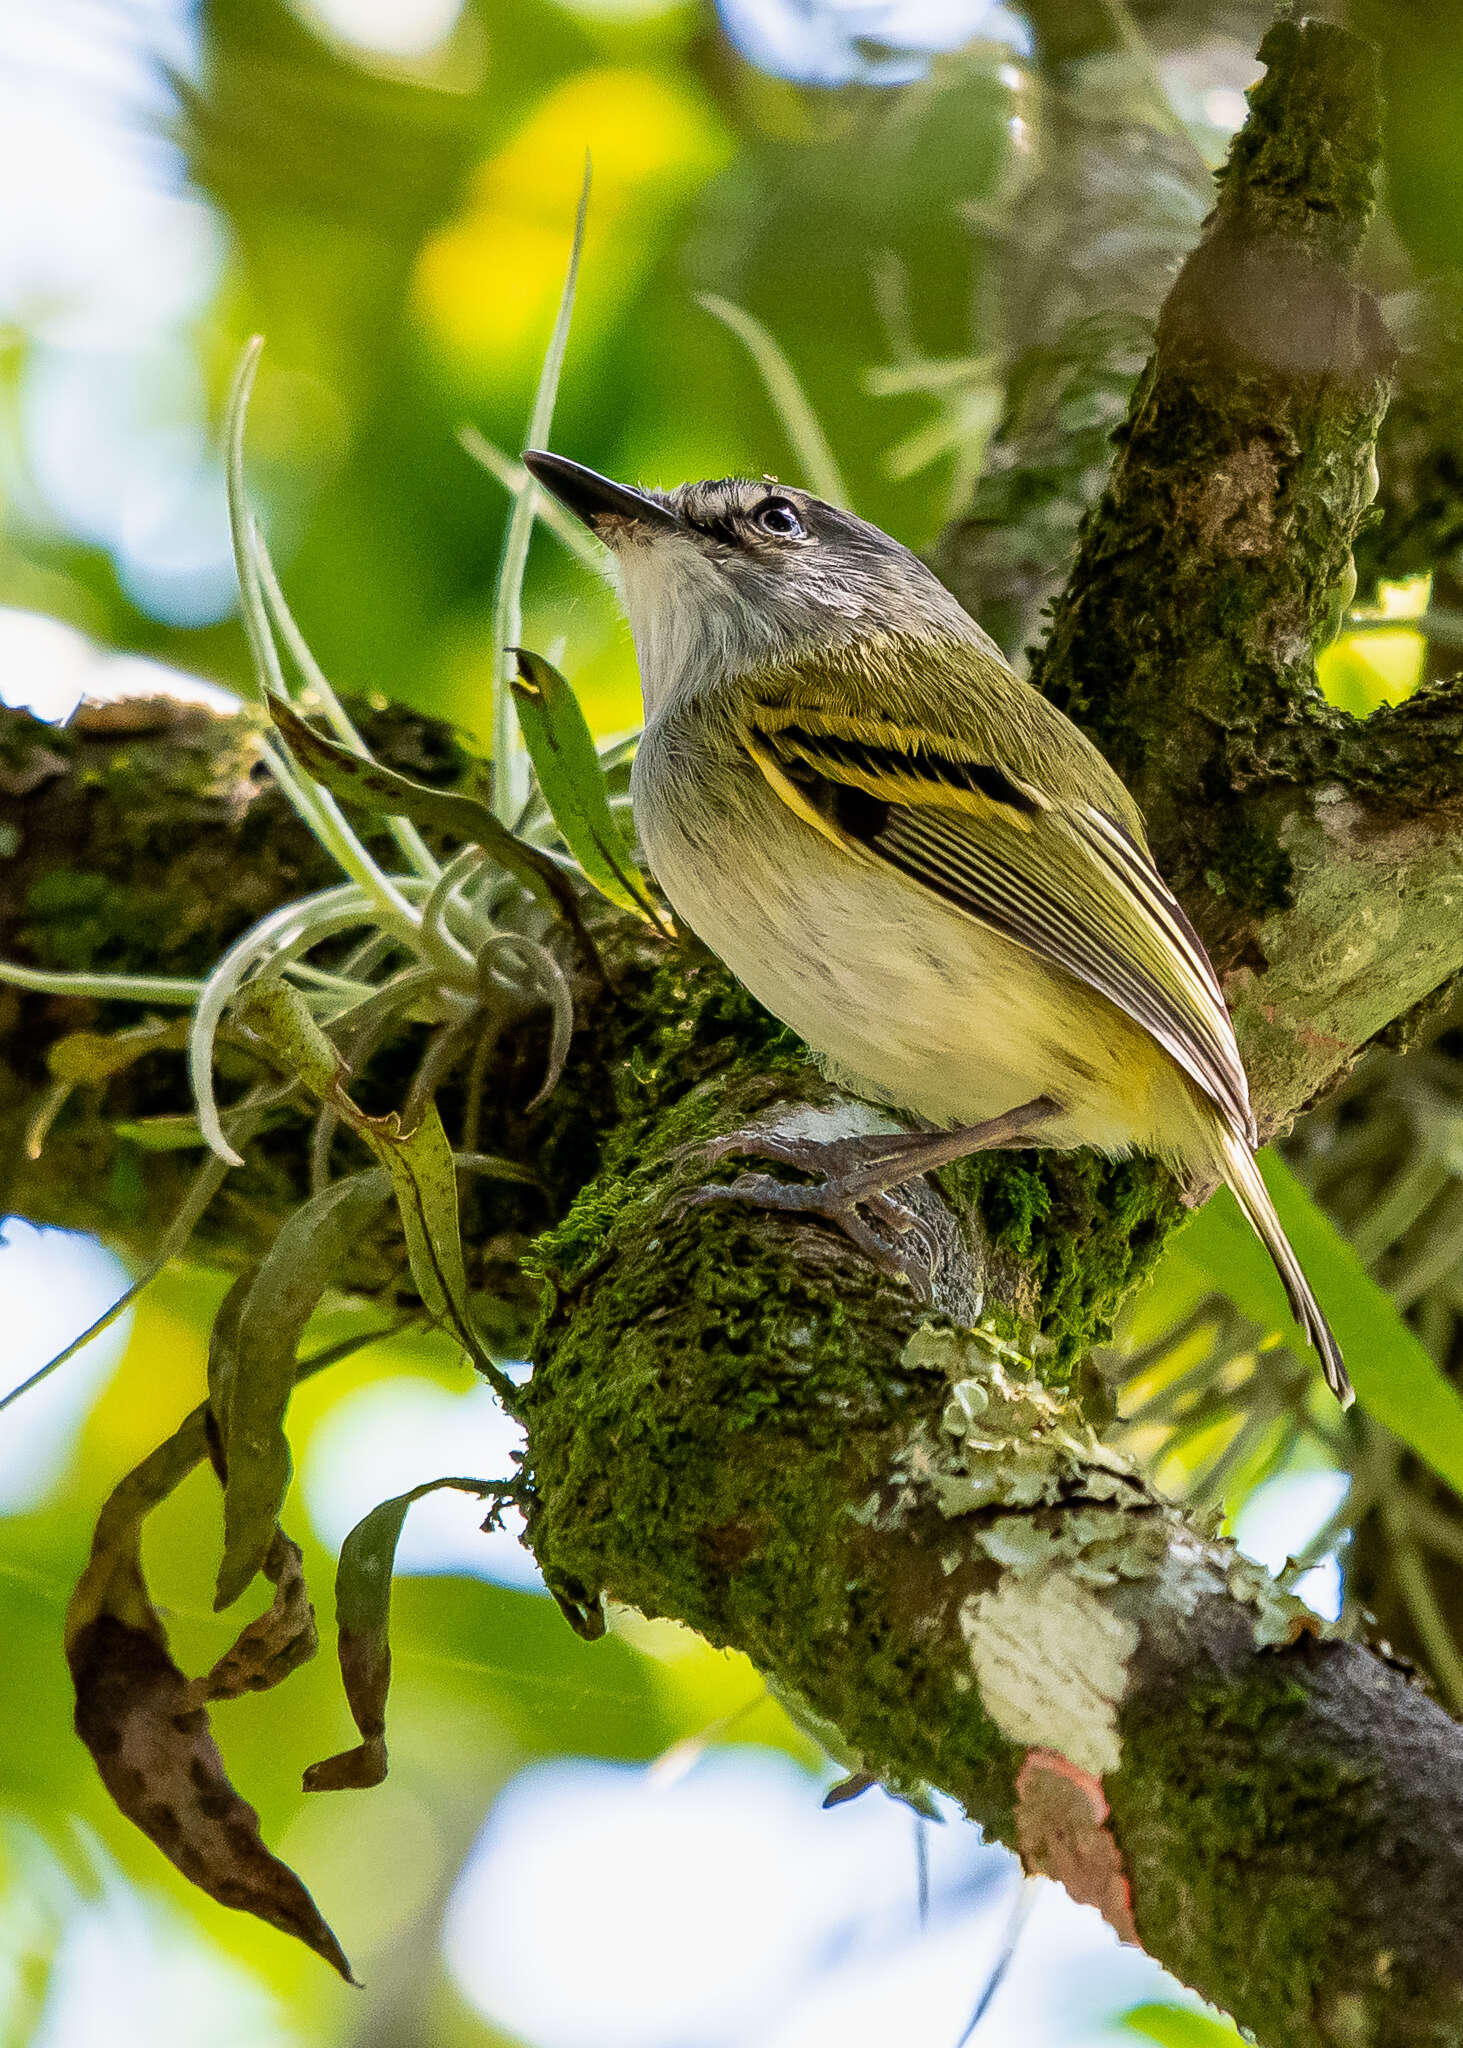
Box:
5 2 1463 2042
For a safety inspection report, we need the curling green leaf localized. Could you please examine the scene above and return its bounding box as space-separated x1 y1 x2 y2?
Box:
1178 1151 1463 1497
366 1098 501 1381
231 978 514 1404
304 1476 496 1792
213 1171 392 1610
510 648 668 931
264 692 600 969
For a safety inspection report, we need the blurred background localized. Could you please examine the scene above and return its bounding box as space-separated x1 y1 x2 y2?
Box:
2 0 1463 2043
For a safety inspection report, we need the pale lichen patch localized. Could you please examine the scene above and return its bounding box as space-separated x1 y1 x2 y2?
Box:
892 1322 1334 1665
961 1570 1139 1776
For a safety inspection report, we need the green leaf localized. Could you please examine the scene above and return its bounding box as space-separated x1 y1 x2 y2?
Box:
1176 1150 1463 1498
231 978 515 1405
1121 2002 1242 2045
214 1170 392 1610
510 648 668 930
303 1477 495 1792
47 1018 190 1085
364 1099 501 1382
264 692 601 971
110 1115 209 1151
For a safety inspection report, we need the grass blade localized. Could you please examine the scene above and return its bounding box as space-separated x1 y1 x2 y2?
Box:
249 524 438 883
698 293 851 508
223 338 423 934
459 429 608 574
490 156 591 823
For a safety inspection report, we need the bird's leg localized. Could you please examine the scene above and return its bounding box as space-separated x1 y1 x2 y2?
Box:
676 1095 1061 1296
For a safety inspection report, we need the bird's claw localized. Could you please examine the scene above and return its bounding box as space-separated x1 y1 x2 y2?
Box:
673 1126 944 1297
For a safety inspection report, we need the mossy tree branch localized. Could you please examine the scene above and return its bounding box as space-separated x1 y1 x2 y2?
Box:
8 17 1463 2045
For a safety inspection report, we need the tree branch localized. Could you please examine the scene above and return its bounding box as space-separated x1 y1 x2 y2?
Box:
8 17 1463 2044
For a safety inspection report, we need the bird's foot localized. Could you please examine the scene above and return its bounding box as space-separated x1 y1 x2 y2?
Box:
673 1098 1060 1299
678 1155 939 1296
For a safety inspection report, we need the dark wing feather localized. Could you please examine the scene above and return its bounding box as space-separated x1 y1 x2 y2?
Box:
747 713 1258 1147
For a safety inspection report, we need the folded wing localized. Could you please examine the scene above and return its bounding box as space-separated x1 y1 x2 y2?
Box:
744 706 1257 1149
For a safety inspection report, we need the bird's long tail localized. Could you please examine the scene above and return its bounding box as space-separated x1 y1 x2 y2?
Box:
1217 1131 1352 1407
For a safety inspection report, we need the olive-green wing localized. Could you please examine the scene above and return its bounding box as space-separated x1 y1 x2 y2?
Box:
744 709 1257 1147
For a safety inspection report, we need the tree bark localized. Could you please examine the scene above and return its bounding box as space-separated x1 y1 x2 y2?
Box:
9 16 1463 2045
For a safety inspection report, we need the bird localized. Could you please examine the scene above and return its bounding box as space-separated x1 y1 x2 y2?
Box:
520 448 1350 1405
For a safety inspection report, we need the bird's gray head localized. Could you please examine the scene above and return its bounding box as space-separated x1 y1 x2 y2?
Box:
520 451 982 714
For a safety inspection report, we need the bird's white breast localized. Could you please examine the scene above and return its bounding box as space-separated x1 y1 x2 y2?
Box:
631 726 1178 1159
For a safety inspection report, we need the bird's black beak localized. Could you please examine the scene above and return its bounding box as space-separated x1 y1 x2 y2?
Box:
521 450 682 538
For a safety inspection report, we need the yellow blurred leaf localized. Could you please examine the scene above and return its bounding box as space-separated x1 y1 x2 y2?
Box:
1317 626 1425 715
414 66 732 369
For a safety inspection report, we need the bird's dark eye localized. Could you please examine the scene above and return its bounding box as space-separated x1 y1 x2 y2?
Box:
752 498 806 540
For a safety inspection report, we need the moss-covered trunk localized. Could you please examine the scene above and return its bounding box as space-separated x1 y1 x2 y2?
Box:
9 16 1463 2046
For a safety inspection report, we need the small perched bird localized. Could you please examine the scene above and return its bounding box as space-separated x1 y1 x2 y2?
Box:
521 450 1350 1405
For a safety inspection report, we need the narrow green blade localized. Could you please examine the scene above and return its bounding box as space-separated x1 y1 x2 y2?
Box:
490 157 591 822
1175 1150 1463 1496
510 648 669 931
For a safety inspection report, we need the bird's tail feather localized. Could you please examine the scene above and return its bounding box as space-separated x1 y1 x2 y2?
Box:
1218 1132 1352 1407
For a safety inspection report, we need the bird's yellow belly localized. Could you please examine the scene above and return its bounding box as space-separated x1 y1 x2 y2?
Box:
640 786 1205 1167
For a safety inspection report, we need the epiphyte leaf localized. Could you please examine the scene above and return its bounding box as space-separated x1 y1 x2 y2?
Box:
509 648 669 931
304 1476 496 1792
265 691 601 970
213 1170 392 1611
66 1410 353 1982
47 1018 190 1086
231 978 511 1402
195 1529 317 1702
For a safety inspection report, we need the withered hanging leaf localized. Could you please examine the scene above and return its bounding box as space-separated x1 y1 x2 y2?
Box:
509 648 669 932
66 1411 354 1982
264 691 601 972
68 1406 211 1644
231 980 513 1404
195 1530 317 1703
304 1477 494 1793
213 1170 391 1611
